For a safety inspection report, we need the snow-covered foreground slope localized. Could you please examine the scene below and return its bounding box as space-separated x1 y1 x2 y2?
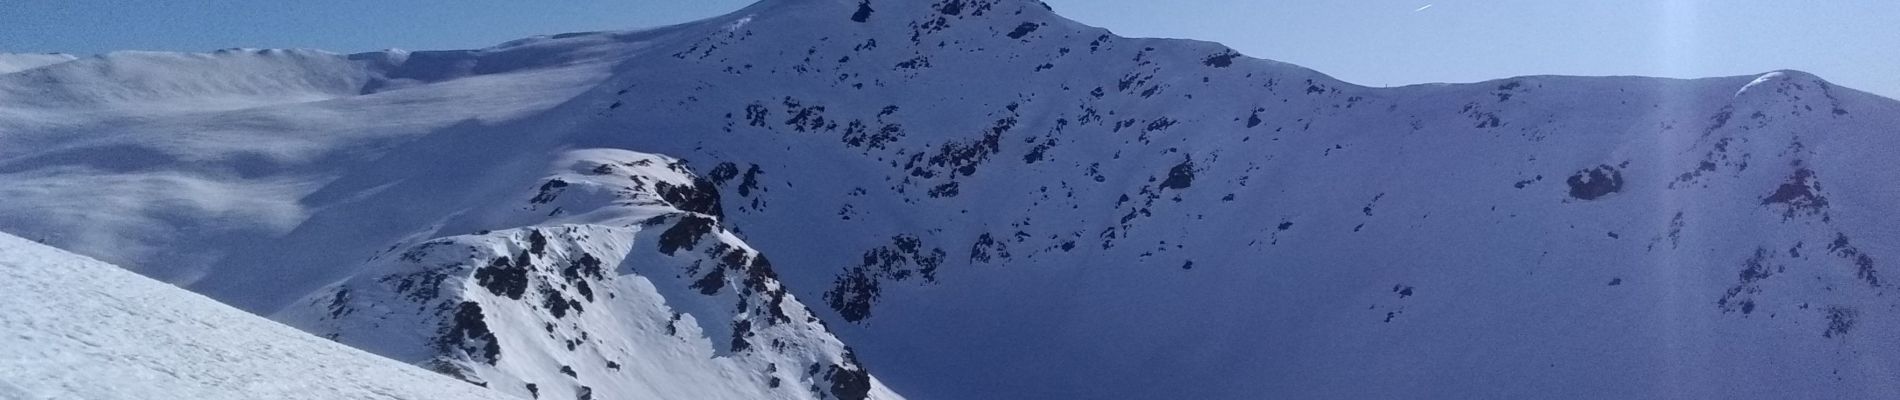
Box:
0 231 514 400
4 0 1900 398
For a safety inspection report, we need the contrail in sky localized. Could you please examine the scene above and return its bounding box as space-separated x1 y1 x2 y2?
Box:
1415 4 1434 12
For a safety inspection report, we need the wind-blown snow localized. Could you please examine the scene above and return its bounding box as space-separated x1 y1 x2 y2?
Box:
0 53 76 74
4 0 1900 398
0 231 515 400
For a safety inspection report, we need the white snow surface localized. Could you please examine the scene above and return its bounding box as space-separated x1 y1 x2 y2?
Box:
4 0 1900 398
0 53 76 74
0 231 515 400
273 148 901 400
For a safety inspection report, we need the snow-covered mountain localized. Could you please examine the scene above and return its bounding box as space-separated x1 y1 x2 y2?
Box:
0 53 76 74
274 149 899 400
0 231 516 399
4 0 1900 398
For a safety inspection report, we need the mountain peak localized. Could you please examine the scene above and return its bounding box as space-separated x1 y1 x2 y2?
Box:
9 2 1900 399
737 0 1058 26
1739 69 1828 95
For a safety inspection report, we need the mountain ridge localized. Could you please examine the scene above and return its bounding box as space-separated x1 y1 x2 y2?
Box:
3 0 1899 398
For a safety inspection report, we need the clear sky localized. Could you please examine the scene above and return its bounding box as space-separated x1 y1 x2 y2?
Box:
4 0 1896 99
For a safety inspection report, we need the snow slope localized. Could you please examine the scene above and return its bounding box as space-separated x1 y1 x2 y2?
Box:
274 148 901 400
0 231 515 400
4 0 1900 398
0 53 76 74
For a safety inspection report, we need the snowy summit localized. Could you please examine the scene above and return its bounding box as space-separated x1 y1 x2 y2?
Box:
3 0 1900 398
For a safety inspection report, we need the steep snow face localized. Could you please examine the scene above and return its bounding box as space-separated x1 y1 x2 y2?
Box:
0 231 515 400
274 149 899 400
5 0 1900 399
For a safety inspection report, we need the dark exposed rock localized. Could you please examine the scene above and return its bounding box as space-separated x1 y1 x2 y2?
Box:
842 120 905 150
476 257 529 300
1566 165 1624 200
1824 306 1857 338
1762 168 1828 219
561 253 605 301
1006 22 1040 39
1203 50 1240 68
936 0 965 16
970 233 1010 263
707 162 740 186
1513 175 1543 189
745 104 770 127
894 56 931 70
1159 157 1194 190
1703 106 1734 137
528 230 549 256
438 301 501 365
782 98 831 133
541 284 575 318
928 181 960 198
1826 233 1882 287
850 0 874 22
731 319 754 352
530 179 569 204
825 268 879 322
692 261 728 295
743 255 795 325
1718 248 1775 314
824 235 945 322
655 177 726 218
919 116 1014 178
826 359 872 400
658 215 718 256
739 164 765 198
325 288 352 318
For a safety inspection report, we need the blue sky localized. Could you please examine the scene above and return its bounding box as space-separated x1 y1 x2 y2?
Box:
4 0 1896 99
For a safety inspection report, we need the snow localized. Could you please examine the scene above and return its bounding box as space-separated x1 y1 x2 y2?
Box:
0 231 515 400
0 53 76 74
0 32 637 286
273 149 902 400
3 0 1900 398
